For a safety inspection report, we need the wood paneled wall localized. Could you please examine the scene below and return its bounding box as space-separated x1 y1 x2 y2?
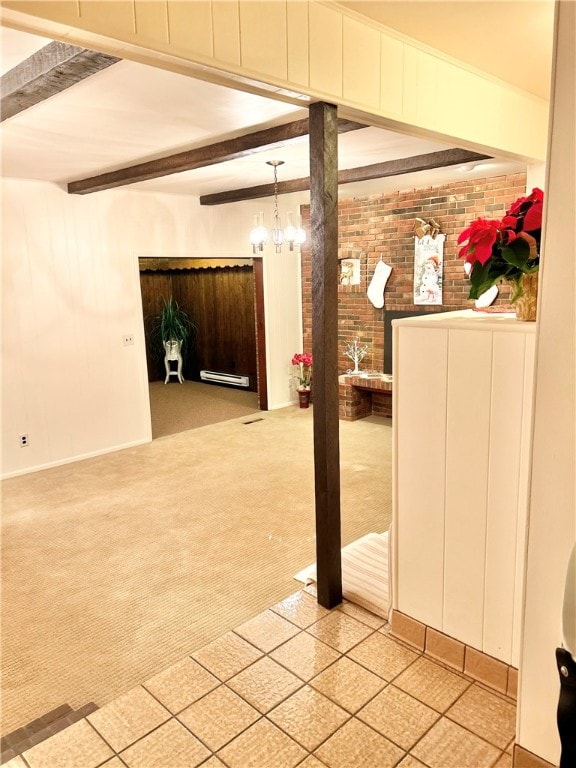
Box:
140 265 257 388
140 271 172 381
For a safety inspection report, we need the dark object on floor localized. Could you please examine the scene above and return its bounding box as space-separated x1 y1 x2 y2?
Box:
556 647 576 768
557 543 575 768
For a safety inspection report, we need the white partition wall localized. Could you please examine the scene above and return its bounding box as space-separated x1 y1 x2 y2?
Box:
393 310 536 666
1 180 304 477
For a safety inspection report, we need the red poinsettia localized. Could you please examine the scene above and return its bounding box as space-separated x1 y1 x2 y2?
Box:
500 187 543 258
457 218 501 265
291 352 313 390
506 187 544 230
457 188 543 300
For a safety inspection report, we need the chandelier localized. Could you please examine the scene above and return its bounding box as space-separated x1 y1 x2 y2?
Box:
250 160 306 254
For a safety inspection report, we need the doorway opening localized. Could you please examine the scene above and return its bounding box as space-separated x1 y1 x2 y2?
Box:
139 256 267 438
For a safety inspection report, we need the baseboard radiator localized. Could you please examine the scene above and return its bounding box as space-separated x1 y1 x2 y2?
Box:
200 370 250 388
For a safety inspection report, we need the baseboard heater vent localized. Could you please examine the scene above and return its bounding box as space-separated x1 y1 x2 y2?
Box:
200 370 249 388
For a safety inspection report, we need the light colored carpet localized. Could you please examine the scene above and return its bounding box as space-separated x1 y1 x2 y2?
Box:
0 406 392 734
149 380 260 438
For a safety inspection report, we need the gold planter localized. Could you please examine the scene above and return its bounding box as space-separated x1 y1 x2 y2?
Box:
511 272 538 322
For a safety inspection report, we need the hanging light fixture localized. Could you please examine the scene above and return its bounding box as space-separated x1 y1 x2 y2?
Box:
249 160 306 253
249 211 268 253
269 160 284 252
283 210 307 251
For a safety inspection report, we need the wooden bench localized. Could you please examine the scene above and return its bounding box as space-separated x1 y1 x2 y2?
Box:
338 374 393 421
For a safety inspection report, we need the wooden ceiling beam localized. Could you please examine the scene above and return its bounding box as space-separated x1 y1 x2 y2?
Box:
199 148 492 205
67 118 366 195
1 41 119 122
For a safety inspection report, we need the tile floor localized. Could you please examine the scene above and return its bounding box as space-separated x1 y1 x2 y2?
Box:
5 589 517 768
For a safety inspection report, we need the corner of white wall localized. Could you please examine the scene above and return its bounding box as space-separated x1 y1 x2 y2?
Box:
526 163 547 193
516 2 576 763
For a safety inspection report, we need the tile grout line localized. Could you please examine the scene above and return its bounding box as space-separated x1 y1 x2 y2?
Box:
0 704 99 764
13 591 516 768
404 705 508 768
167 605 395 764
141 636 514 768
442 682 517 751
247 609 439 763
83 713 144 765
384 658 472 756
260 710 353 761
309 710 405 763
17 751 32 768
136 681 247 759
350 648 513 763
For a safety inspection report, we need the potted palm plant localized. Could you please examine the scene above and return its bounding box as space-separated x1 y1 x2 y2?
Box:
149 297 197 381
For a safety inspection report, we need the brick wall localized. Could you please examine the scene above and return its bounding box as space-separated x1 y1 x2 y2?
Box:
300 173 527 373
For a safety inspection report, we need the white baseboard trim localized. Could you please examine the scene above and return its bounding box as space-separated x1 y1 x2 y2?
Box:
1 437 152 479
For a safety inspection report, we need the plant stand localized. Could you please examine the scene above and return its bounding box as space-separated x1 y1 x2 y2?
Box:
164 339 184 383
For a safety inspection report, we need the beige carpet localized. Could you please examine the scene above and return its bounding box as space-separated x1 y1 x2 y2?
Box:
149 380 260 438
0 406 392 734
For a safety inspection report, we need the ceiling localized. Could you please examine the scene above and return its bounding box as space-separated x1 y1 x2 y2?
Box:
0 2 554 203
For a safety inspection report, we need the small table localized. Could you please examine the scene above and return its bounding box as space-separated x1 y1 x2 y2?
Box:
339 374 393 420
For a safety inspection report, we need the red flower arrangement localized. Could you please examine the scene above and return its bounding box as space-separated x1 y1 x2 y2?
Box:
291 352 313 390
458 187 543 301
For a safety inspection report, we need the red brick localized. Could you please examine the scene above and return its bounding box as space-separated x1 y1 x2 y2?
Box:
301 172 526 392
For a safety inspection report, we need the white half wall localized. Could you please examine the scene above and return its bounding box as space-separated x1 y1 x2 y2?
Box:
1 180 304 476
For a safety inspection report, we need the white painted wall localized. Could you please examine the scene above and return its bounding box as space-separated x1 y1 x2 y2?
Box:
517 2 576 763
1 180 304 477
526 163 547 193
254 192 306 409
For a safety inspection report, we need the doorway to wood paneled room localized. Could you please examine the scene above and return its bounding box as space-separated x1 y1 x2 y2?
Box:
138 257 267 439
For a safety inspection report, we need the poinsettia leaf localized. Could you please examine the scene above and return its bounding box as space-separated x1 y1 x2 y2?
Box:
469 261 497 299
469 260 489 288
500 240 530 270
468 259 517 299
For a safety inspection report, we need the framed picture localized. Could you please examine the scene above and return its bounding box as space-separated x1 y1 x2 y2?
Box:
414 233 446 305
340 258 361 286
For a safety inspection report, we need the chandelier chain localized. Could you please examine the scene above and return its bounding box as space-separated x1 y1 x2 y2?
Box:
273 164 280 219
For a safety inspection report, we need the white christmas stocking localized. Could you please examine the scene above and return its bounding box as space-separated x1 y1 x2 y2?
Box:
367 260 392 308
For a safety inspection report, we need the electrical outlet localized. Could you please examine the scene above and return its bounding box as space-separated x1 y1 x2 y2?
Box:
123 334 135 346
20 434 29 447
